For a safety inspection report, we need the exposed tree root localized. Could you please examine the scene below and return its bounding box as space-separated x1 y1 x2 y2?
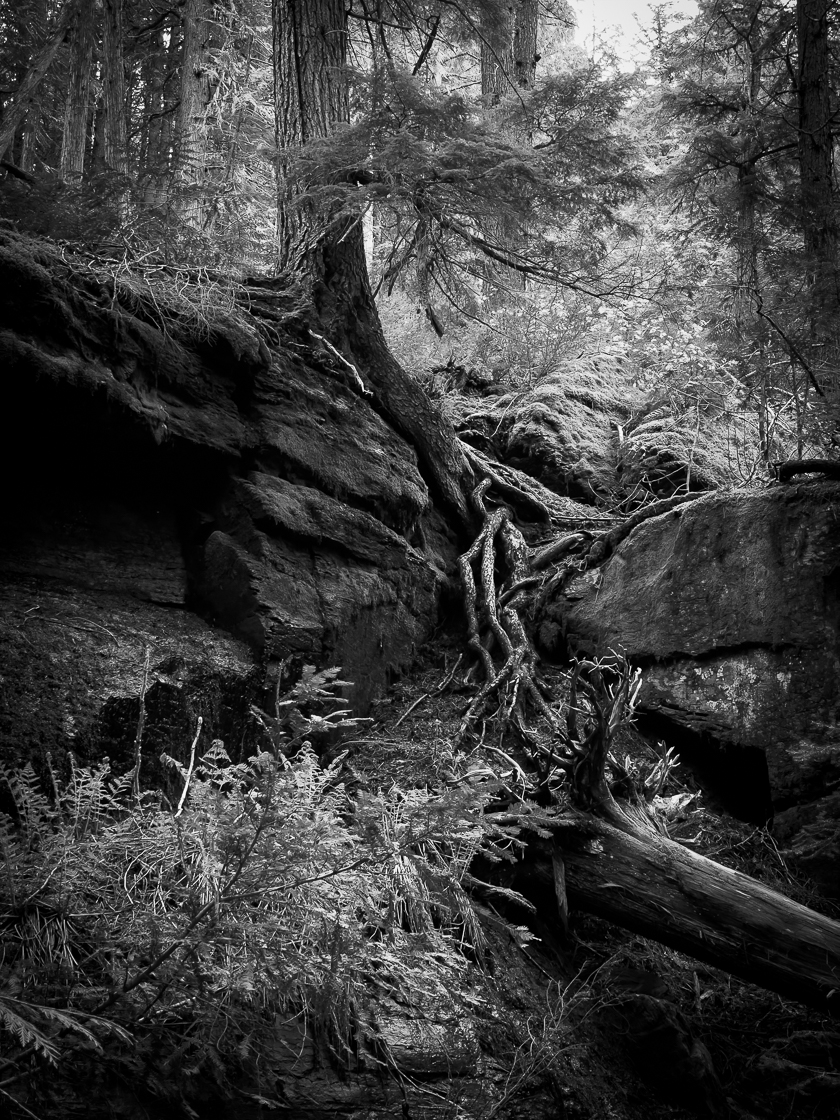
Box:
584 491 702 567
454 471 840 1018
461 443 622 529
456 479 562 751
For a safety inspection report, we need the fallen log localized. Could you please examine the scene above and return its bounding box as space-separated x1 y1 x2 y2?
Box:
453 477 840 1018
524 813 840 1017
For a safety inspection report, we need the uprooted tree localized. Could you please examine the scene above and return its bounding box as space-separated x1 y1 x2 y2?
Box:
270 0 840 1018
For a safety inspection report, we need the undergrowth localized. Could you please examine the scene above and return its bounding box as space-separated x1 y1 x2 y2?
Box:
0 666 531 1115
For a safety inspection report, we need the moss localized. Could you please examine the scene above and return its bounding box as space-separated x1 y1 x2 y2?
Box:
454 355 640 500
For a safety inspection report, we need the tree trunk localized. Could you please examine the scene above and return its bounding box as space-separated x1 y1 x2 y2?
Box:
480 0 539 105
0 0 76 166
143 20 181 206
479 0 539 297
524 807 840 1017
101 0 128 175
271 0 474 530
734 8 761 332
796 0 836 281
59 0 95 180
175 0 219 225
273 0 348 273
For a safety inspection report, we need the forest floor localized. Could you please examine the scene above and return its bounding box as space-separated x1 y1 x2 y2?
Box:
348 637 840 1120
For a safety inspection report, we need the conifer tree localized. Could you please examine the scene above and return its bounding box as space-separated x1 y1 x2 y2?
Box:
271 0 474 528
0 0 76 167
796 0 838 303
59 0 94 179
101 0 128 175
175 0 221 224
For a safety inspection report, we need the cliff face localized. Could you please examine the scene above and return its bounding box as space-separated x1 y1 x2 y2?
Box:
540 484 840 896
0 231 455 776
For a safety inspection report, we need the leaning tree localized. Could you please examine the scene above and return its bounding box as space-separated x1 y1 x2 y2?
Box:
269 0 475 528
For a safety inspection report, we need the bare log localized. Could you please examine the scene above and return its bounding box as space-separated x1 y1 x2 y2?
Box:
526 815 840 1017
518 657 840 1017
776 458 840 482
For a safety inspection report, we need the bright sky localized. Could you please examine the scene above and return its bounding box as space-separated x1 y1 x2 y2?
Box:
571 1 699 66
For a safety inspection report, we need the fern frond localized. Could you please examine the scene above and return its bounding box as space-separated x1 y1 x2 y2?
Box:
0 995 61 1062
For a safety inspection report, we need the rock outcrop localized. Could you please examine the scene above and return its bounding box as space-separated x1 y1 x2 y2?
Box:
0 231 455 774
538 483 840 896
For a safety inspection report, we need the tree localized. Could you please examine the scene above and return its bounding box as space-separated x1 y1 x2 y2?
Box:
480 0 540 297
481 0 539 104
175 0 221 224
101 0 128 175
0 0 76 167
796 0 838 301
271 0 474 528
59 0 95 180
657 0 840 455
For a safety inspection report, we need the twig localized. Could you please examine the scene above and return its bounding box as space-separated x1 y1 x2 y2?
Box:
131 647 151 803
175 717 203 817
394 694 430 728
0 1083 43 1120
22 611 119 645
393 655 465 727
308 329 372 397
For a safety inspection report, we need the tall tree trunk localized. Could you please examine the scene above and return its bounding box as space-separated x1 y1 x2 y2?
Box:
60 0 95 180
101 0 128 175
175 0 219 226
734 5 762 332
271 0 474 530
479 0 539 298
480 0 538 104
0 0 76 166
796 0 836 282
273 0 349 273
141 21 181 206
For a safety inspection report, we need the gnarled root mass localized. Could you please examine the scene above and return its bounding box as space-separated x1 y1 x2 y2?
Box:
455 474 840 1018
456 478 561 754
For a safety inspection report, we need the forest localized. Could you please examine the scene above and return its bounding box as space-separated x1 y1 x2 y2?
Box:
1 1 840 1119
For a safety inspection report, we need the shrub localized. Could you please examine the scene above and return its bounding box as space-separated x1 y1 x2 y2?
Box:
0 667 524 1114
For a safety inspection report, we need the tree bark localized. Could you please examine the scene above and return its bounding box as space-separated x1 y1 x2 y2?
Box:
271 0 474 530
481 0 539 105
175 0 220 225
796 0 836 280
0 0 76 166
526 811 840 1017
101 0 128 175
59 0 95 180
479 0 539 297
273 0 349 273
139 21 168 205
734 2 762 332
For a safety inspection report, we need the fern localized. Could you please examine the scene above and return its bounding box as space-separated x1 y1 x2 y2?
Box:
0 664 529 1113
1 761 55 840
0 994 61 1062
251 663 371 759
